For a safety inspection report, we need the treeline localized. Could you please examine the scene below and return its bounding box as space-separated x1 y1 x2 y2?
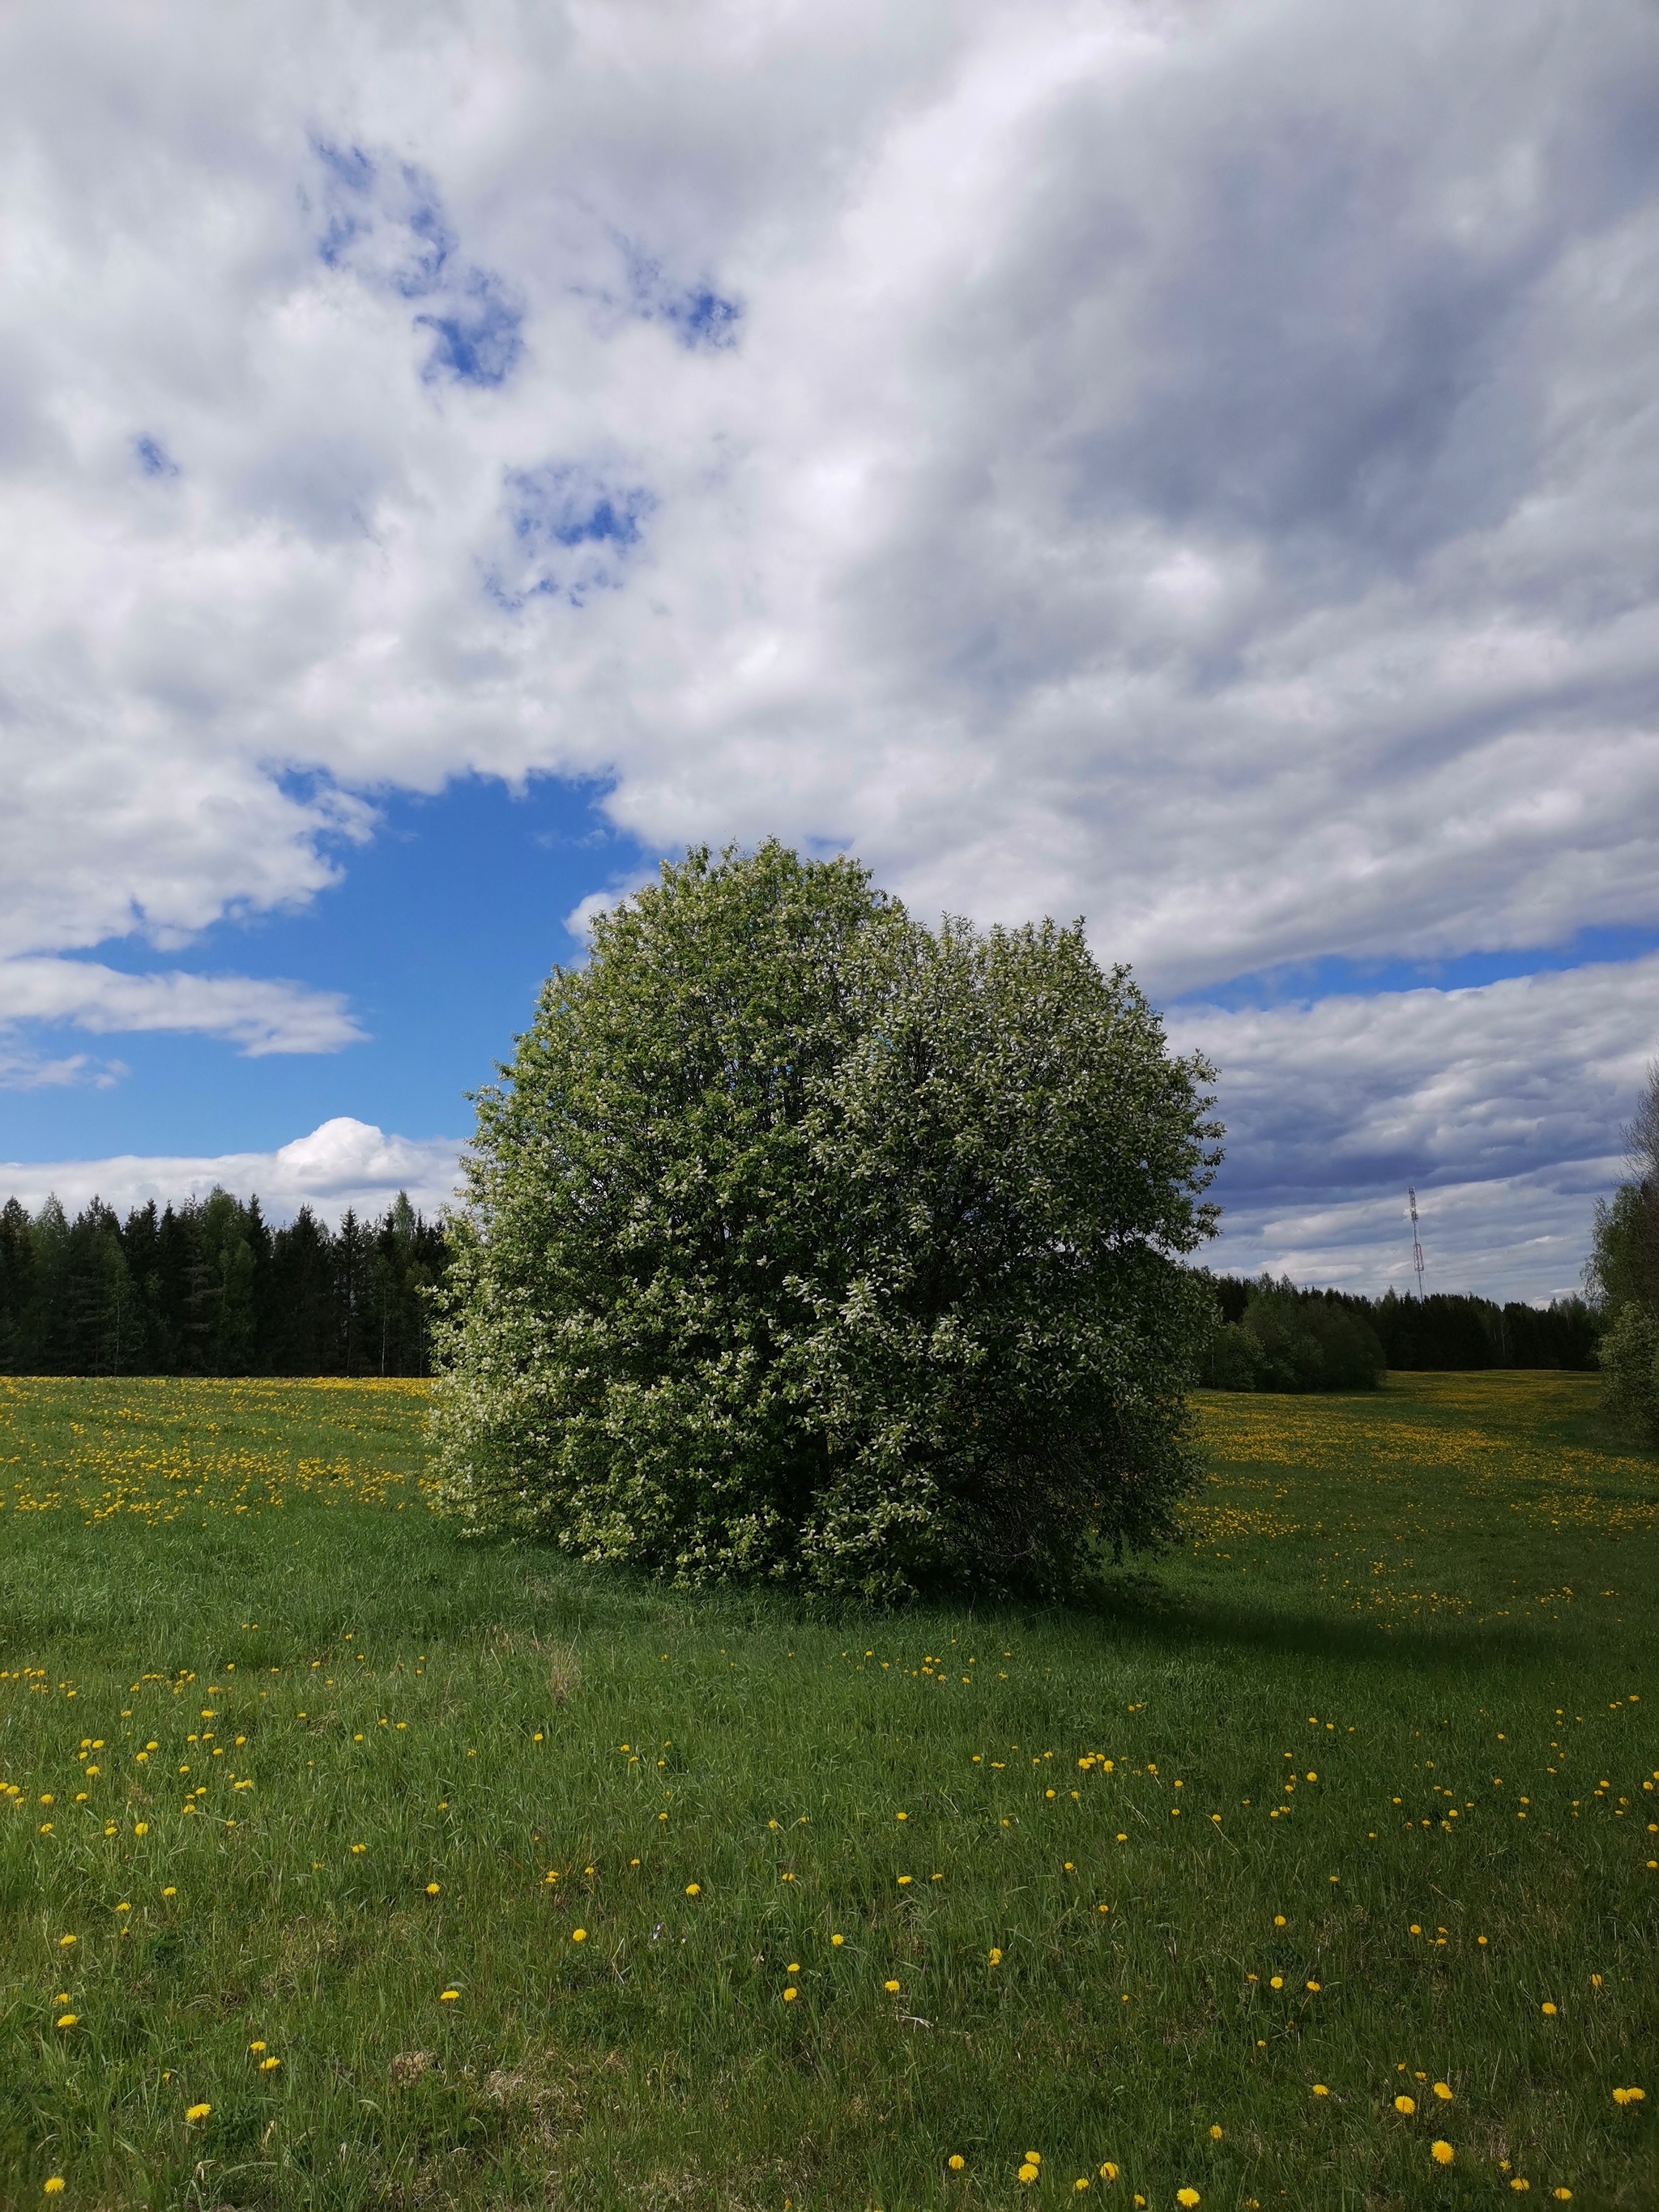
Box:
1200 1272 1601 1392
1590 1062 1659 1438
0 1188 449 1378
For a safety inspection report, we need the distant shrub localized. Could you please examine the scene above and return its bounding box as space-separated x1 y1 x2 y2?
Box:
1205 1322 1265 1391
1203 1276 1383 1393
432 842 1222 1602
1598 1302 1659 1441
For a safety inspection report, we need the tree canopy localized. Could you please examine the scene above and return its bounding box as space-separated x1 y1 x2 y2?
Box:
1589 1058 1659 1436
0 1188 445 1377
432 842 1222 1601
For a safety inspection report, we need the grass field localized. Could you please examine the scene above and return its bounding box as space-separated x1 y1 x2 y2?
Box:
0 1371 1655 2211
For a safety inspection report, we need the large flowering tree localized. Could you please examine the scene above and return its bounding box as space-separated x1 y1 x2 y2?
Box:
433 841 1221 1600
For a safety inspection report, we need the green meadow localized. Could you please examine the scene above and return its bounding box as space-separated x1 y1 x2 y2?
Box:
0 1372 1654 2210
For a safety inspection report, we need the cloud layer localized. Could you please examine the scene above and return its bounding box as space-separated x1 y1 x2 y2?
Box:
3 0 1659 1286
1175 953 1659 1297
6 0 1657 980
0 1119 462 1228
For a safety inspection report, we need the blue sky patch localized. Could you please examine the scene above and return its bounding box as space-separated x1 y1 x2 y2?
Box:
1174 926 1659 1012
134 435 178 478
619 244 743 351
416 271 522 388
0 777 650 1158
491 462 655 607
310 138 518 388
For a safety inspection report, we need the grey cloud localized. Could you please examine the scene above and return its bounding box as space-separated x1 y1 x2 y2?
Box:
1168 953 1659 1292
1201 1162 1615 1306
0 0 1657 1269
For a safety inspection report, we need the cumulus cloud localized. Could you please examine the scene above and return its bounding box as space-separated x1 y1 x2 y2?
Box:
0 1119 462 1226
3 0 1656 983
0 960 363 1067
1172 953 1659 1296
3 0 1659 1285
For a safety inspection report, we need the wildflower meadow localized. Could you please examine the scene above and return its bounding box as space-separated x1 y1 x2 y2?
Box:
0 1371 1653 2209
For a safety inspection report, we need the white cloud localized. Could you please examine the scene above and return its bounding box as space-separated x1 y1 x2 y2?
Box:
4 957 1649 1292
1 0 1656 998
1171 953 1659 1297
0 959 362 1068
0 1119 462 1225
1201 1165 1615 1307
3 0 1659 1289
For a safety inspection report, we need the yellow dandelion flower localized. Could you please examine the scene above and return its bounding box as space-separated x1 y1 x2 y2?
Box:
425 1882 440 1896
55 2015 77 2030
1552 2191 1572 2201
259 2056 281 2071
1209 2125 1222 2140
885 1979 901 1993
783 1987 798 2001
1306 1980 1321 1993
58 1935 76 1949
1100 2163 1120 2181
134 1822 147 1836
571 1929 586 1942
186 2103 211 2123
1541 2003 1557 2016
1177 2192 1201 2208
1396 2096 1416 2115
1019 2166 1039 2185
1269 1976 1283 1990
1510 2181 1529 2193
949 2153 966 2171
1311 2085 1329 2097
1075 2180 1090 2193
831 1933 844 1946
1431 2142 1454 2166
439 1988 460 2001
44 2181 66 2197
249 2041 267 2053
684 1883 700 1897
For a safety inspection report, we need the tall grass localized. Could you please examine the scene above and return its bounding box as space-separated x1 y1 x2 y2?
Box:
0 1372 1653 2210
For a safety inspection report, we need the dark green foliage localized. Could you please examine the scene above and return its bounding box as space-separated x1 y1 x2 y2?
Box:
1598 1301 1659 1437
1200 1272 1601 1388
0 1187 448 1378
1205 1320 1264 1390
1199 1276 1382 1392
1585 1059 1659 1437
434 842 1222 1600
1241 1278 1384 1391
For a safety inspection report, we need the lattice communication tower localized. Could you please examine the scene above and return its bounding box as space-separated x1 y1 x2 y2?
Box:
1408 1186 1426 1300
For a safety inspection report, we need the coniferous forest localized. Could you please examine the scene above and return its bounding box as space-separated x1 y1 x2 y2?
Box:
0 1191 1605 1387
0 1188 447 1377
1200 1270 1601 1391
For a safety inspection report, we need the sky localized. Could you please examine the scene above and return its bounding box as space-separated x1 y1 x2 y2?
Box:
3 0 1658 1299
